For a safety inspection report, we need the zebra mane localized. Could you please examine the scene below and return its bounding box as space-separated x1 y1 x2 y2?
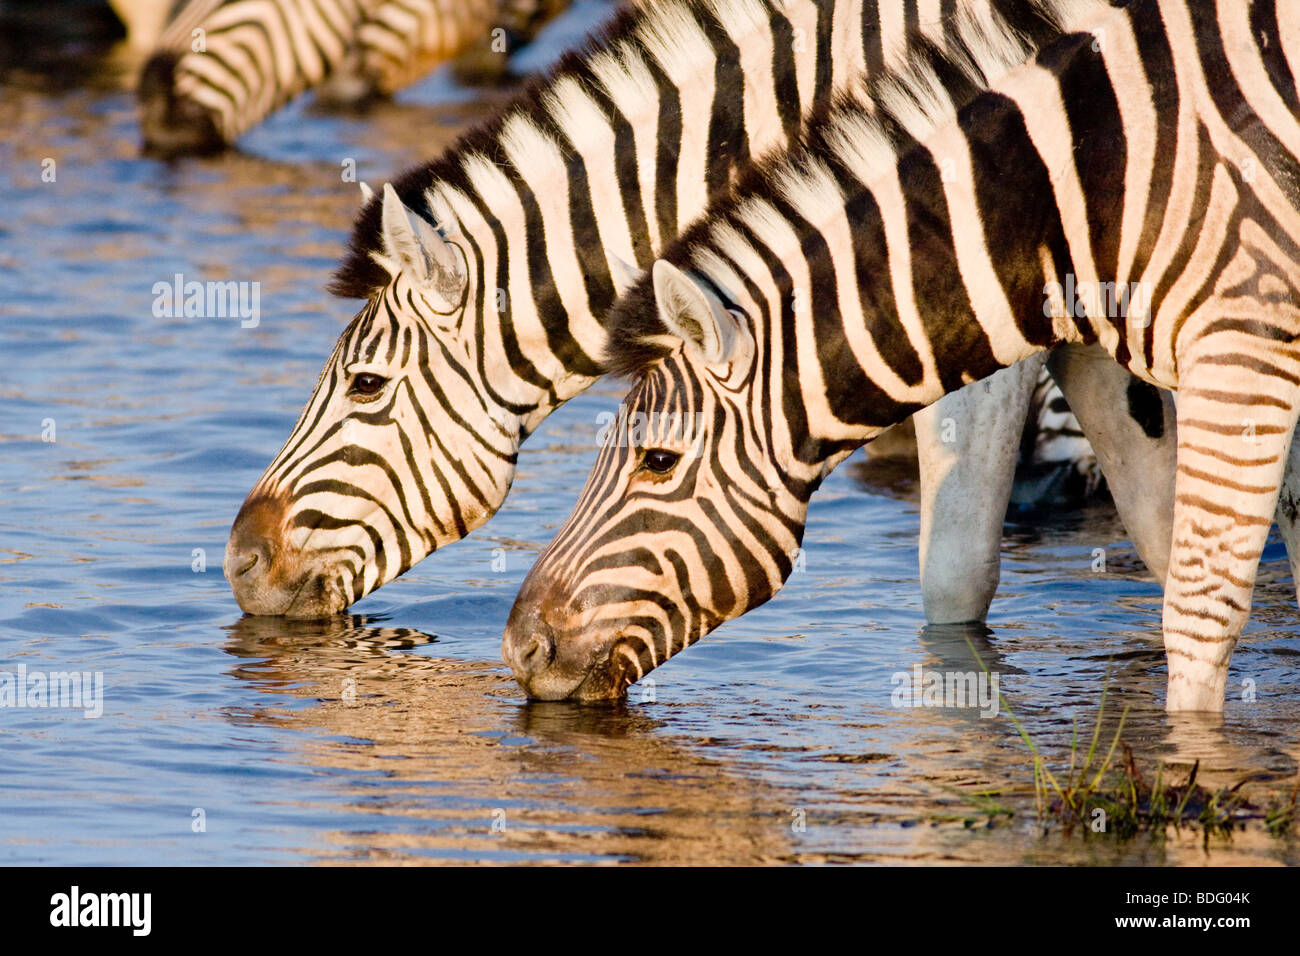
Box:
601 0 1107 380
329 0 775 300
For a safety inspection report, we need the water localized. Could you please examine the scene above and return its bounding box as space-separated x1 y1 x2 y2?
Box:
2 6 1298 866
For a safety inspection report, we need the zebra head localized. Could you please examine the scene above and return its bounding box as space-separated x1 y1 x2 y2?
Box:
138 50 225 157
226 184 520 617
502 260 815 700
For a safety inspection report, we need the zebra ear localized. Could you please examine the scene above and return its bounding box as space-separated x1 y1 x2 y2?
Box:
652 260 740 366
379 184 466 297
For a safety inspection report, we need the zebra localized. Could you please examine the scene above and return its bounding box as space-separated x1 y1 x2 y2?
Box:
224 0 1171 622
499 0 1300 712
137 0 570 156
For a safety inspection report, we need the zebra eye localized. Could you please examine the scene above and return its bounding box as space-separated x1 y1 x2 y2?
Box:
642 449 680 474
350 373 387 396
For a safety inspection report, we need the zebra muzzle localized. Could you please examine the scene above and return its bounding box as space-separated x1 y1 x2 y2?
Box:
225 490 345 617
137 52 226 158
501 603 564 698
500 577 630 700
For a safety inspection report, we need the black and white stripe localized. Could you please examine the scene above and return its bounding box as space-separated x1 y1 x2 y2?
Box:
224 0 1158 620
502 0 1300 713
137 0 564 155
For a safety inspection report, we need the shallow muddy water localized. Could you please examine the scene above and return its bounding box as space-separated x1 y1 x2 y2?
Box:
1 4 1298 865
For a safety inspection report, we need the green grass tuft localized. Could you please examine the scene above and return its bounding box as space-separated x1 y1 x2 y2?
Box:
958 637 1298 842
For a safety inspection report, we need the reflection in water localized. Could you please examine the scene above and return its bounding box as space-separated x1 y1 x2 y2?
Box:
217 615 1300 865
1161 714 1298 794
848 452 921 503
222 615 798 864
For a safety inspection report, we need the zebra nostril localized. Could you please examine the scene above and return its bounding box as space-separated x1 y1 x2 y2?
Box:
502 574 564 683
226 492 287 591
225 537 273 585
232 551 259 578
503 620 556 679
522 633 554 668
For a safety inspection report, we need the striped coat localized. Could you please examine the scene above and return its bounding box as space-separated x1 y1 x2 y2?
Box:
500 0 1300 712
223 0 1172 626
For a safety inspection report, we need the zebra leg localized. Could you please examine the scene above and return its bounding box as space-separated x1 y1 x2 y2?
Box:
1163 348 1300 712
1045 344 1177 584
914 355 1045 624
